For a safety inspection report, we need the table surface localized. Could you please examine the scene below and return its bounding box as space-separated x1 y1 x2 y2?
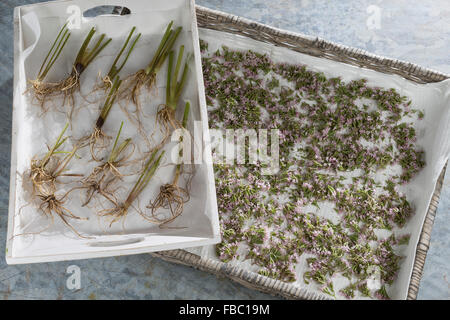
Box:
0 0 448 300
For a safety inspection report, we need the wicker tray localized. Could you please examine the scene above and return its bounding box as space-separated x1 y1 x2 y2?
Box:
151 5 449 300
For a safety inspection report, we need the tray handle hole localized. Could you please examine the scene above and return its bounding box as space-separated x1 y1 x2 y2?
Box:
83 5 131 18
88 237 144 247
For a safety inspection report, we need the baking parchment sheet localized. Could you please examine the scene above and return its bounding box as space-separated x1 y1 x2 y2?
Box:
9 0 220 261
185 28 450 300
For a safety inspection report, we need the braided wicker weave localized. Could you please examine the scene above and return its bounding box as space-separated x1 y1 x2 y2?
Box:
151 5 449 300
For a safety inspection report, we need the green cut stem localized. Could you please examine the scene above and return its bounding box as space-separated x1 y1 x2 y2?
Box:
108 121 131 163
173 101 190 185
40 123 69 168
144 21 182 76
181 101 190 129
37 22 71 81
96 75 122 128
124 149 165 208
73 27 112 75
53 144 80 177
106 27 141 81
166 46 189 111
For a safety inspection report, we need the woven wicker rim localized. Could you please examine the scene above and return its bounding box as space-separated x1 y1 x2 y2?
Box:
152 5 449 300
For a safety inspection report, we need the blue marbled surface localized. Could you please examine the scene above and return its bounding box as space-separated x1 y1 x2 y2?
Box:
0 0 448 299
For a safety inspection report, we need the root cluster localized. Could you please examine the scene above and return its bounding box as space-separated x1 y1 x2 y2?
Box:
37 191 89 238
98 203 130 227
79 164 120 207
156 104 182 144
26 148 89 238
88 127 111 161
79 154 134 207
121 70 156 107
30 69 80 112
147 183 189 227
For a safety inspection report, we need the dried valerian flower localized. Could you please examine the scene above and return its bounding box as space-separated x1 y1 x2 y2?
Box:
200 40 424 299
